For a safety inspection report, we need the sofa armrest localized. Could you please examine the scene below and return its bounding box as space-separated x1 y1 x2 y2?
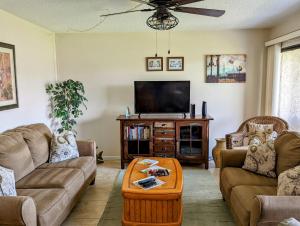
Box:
76 140 96 157
251 196 300 226
226 132 245 149
221 149 247 169
0 196 37 226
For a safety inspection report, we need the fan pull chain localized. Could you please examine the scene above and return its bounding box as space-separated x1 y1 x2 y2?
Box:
168 30 171 55
155 31 158 57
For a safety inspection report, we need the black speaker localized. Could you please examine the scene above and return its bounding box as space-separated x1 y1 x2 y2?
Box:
202 101 207 117
190 104 195 118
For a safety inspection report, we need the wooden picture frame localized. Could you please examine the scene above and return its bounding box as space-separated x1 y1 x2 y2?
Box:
206 54 247 83
146 57 163 71
0 42 18 111
167 57 184 71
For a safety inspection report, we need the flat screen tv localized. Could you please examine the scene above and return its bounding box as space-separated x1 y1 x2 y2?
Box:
134 81 190 114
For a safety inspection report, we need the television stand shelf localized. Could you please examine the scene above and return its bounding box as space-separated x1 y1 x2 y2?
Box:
117 114 213 169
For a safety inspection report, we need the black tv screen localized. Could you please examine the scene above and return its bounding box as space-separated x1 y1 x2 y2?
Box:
134 81 190 114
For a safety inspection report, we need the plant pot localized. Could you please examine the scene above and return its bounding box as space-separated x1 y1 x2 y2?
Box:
212 138 226 168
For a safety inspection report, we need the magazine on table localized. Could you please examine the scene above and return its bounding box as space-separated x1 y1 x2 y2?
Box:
140 165 171 177
137 159 159 166
133 176 165 190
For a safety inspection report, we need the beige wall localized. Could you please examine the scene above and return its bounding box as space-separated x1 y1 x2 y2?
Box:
270 9 300 39
56 30 268 158
0 10 57 131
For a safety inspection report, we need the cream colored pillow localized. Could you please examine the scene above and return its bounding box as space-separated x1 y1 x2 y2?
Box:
49 131 79 163
243 140 276 178
278 165 300 196
247 123 277 145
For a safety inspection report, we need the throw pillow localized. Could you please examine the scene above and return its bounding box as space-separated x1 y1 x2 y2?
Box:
277 165 300 196
278 218 300 226
0 166 17 196
242 140 277 178
49 131 79 163
247 123 277 145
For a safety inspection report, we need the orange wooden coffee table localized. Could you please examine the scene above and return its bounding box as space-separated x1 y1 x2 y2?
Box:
122 157 183 226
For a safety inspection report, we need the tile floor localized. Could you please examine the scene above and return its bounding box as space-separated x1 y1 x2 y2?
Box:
62 160 219 226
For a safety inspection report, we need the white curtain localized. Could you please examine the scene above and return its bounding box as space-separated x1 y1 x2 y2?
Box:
264 44 281 115
278 49 300 131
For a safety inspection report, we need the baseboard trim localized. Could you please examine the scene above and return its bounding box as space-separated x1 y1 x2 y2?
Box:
103 156 120 160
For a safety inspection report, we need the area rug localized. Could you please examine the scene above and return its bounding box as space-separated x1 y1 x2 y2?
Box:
98 167 235 226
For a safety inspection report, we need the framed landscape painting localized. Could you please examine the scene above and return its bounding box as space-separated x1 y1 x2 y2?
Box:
206 54 247 83
0 42 18 111
167 57 184 71
146 57 163 71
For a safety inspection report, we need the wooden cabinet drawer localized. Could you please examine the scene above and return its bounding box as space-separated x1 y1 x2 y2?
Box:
154 152 175 158
154 145 175 152
154 129 175 138
154 138 175 145
154 122 175 128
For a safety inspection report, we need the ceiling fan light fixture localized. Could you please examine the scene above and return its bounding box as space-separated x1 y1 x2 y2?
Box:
146 12 179 30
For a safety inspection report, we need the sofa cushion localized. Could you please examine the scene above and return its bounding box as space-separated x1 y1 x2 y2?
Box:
16 168 84 198
0 132 35 181
8 124 52 168
230 185 276 226
221 167 277 199
275 131 300 175
38 156 96 180
17 188 69 226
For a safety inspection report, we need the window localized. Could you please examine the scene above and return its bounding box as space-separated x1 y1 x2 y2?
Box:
278 47 300 130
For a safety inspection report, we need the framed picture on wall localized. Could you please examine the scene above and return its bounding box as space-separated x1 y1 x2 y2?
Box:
167 57 184 71
0 42 18 111
146 57 163 71
206 54 247 83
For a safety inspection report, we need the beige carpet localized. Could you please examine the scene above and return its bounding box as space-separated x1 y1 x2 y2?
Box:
98 167 235 226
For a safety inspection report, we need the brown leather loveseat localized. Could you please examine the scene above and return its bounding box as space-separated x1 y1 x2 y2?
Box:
220 131 300 226
0 123 97 226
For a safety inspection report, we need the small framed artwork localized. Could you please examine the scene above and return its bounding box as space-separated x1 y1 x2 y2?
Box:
0 42 18 111
206 54 247 83
167 57 184 71
146 57 163 71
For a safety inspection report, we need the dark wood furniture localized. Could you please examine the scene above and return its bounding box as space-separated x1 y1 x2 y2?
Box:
117 115 213 169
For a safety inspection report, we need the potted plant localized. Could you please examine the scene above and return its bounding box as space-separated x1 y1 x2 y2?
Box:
46 79 87 134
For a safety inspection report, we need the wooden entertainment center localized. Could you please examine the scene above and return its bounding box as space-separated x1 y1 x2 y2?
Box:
117 115 213 169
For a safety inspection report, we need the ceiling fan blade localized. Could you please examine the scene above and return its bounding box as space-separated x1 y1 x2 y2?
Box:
100 9 154 17
131 0 157 7
173 7 225 17
168 0 204 7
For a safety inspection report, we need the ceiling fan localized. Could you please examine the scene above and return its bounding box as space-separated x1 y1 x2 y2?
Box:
100 0 225 30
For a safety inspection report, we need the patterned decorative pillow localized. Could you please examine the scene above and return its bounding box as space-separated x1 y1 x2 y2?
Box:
0 166 17 196
49 131 79 163
247 123 277 145
278 165 300 196
242 140 277 178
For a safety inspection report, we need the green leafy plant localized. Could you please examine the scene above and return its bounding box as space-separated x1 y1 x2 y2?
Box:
46 79 87 134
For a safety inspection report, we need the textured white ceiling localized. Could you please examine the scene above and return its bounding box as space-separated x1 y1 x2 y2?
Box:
1 0 300 33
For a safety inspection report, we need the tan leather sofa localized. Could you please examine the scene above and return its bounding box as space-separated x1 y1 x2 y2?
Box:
220 131 300 226
0 123 97 226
